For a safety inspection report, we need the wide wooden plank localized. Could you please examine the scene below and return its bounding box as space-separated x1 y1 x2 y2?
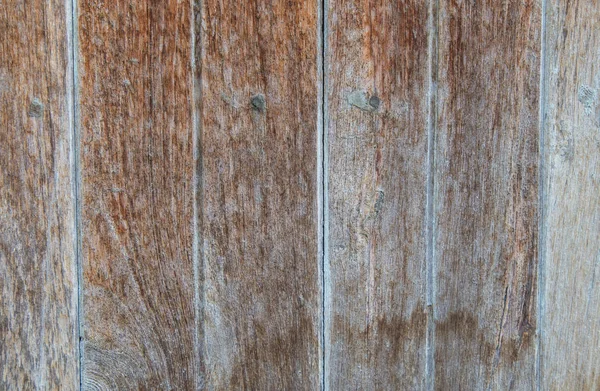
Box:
542 1 600 389
197 0 321 389
324 0 430 388
0 1 78 389
434 0 541 389
78 1 196 388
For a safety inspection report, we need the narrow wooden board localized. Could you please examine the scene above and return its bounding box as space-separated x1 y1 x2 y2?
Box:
325 0 430 388
78 1 196 388
0 1 78 389
197 0 321 389
434 0 541 389
542 1 600 389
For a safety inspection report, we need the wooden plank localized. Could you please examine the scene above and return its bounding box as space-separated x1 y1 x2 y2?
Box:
0 1 78 389
434 0 541 389
78 1 196 388
324 0 430 388
542 1 600 389
197 0 321 389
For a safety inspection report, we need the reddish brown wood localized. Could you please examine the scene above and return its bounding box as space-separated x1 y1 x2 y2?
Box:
0 1 78 389
78 1 196 388
434 0 541 389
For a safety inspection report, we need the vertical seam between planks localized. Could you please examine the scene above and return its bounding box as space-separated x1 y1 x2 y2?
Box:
68 0 83 387
320 0 329 387
317 0 325 388
425 0 440 389
191 0 204 389
536 0 548 389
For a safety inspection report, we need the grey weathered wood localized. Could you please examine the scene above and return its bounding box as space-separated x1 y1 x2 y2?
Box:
324 0 430 388
542 1 600 389
197 0 322 389
0 1 78 389
434 0 541 389
78 1 197 388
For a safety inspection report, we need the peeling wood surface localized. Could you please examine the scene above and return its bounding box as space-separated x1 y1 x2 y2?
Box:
324 0 430 388
0 1 78 389
433 0 541 389
78 1 197 389
4 0 600 389
542 0 600 389
198 0 321 388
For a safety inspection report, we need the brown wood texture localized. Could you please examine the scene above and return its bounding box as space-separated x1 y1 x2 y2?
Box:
325 0 430 388
0 1 78 389
197 0 321 389
434 0 541 389
542 0 600 389
7 0 600 389
78 1 196 389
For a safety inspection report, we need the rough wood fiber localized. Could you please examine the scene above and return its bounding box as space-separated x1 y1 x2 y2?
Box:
197 0 321 389
0 1 78 389
542 1 600 389
434 0 541 389
78 1 196 389
325 0 430 388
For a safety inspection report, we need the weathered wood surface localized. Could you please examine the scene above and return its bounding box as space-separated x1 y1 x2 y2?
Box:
5 0 600 389
542 0 600 389
198 0 321 388
78 1 196 389
324 0 430 388
0 1 78 389
434 0 541 389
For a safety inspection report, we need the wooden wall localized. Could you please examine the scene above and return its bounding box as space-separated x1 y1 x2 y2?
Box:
1 0 598 389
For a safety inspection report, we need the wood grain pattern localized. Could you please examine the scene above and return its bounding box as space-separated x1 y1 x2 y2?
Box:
78 1 196 388
0 1 78 389
434 0 541 389
197 0 321 389
542 1 600 389
325 0 430 388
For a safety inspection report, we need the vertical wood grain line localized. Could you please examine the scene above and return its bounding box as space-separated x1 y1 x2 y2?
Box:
536 0 547 389
318 0 326 388
321 0 330 388
70 0 83 388
192 0 203 388
426 0 439 389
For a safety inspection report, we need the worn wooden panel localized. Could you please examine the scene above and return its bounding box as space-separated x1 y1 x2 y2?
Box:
325 0 430 388
78 1 196 388
434 0 541 389
542 1 600 389
0 1 78 389
198 0 321 389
